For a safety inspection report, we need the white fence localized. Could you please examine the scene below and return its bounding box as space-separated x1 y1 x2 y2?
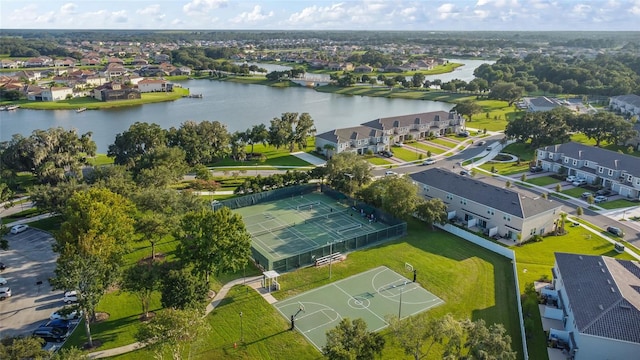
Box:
438 223 529 360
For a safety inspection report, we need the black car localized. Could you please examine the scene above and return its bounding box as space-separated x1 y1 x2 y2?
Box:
607 226 624 237
380 150 394 158
530 166 543 173
596 189 611 196
0 262 5 271
32 327 68 342
45 319 71 330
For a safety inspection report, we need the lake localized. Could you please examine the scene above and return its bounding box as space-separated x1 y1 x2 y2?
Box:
0 59 491 153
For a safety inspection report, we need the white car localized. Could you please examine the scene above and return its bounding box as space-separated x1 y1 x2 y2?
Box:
50 307 82 320
0 277 6 286
63 291 78 304
594 196 608 203
0 287 11 300
10 224 29 234
422 158 436 165
385 170 398 176
565 175 577 183
572 179 587 186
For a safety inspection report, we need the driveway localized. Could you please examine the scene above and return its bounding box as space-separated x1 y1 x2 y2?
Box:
0 227 64 338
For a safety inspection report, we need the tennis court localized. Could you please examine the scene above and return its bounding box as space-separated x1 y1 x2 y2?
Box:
234 192 402 271
274 266 444 350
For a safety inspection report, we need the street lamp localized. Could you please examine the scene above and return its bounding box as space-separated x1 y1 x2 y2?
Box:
328 241 334 280
239 311 244 342
398 281 408 319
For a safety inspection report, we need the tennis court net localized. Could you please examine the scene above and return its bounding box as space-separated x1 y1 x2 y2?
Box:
251 223 290 236
305 209 350 224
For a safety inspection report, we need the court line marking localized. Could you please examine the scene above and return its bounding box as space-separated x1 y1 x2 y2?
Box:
331 283 389 326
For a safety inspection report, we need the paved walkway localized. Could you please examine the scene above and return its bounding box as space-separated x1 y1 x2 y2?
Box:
89 275 270 359
290 151 326 166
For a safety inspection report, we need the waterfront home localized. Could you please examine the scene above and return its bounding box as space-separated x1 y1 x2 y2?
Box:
315 125 390 157
137 79 170 93
93 82 141 101
27 86 74 101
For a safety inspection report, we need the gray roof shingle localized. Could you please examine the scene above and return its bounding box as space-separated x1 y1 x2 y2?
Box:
611 94 640 108
408 168 560 217
555 253 640 344
315 125 384 144
540 142 640 178
361 111 459 131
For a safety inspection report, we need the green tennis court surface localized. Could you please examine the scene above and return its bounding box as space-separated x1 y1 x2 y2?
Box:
275 266 444 350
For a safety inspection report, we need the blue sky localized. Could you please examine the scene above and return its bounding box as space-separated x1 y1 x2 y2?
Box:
1 0 639 31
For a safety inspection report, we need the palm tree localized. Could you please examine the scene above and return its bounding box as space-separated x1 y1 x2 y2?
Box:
323 144 336 159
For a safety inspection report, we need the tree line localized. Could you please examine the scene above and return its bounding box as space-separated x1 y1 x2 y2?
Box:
474 53 640 96
505 107 636 149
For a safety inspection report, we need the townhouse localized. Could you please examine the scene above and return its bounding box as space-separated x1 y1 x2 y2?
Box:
537 142 640 199
610 94 640 117
315 110 464 157
409 168 562 242
543 253 640 360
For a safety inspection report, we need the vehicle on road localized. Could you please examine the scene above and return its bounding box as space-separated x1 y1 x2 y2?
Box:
385 170 398 176
572 179 587 186
50 307 82 321
10 224 29 234
0 277 6 285
0 287 11 300
594 196 608 203
476 141 486 146
607 226 624 237
460 170 470 176
566 175 577 182
422 158 436 165
63 291 78 304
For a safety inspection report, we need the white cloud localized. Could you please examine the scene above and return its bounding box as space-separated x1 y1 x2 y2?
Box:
137 4 166 22
111 10 128 23
60 3 77 15
437 3 458 19
630 0 640 14
183 0 228 16
287 3 348 26
230 5 274 24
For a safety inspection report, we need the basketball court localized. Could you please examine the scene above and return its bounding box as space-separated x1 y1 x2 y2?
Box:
274 266 444 350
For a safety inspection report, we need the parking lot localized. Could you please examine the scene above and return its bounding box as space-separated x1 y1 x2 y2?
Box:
0 227 69 339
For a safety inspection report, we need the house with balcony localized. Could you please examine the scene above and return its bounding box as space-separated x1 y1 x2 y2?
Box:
409 168 562 242
536 142 640 199
314 111 464 157
315 125 390 158
543 252 640 360
361 110 465 142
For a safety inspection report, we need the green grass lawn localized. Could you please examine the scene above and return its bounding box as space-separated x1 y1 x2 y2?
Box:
478 161 529 176
410 142 446 155
526 176 560 187
598 198 639 210
389 146 423 162
87 154 114 166
428 138 458 149
211 140 315 168
366 156 393 165
561 187 589 199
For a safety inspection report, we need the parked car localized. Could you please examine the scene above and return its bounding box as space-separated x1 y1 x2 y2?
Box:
380 150 394 158
0 277 6 285
581 192 593 199
594 196 608 203
50 307 82 321
10 224 29 234
32 327 68 343
596 189 611 196
530 166 543 173
0 287 11 300
385 170 398 176
565 175 577 182
572 179 587 186
460 170 470 176
394 142 404 147
63 291 78 304
0 262 5 271
422 158 436 165
607 226 624 237
458 131 470 137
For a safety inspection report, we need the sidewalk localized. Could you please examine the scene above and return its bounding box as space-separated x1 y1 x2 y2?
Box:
89 275 268 359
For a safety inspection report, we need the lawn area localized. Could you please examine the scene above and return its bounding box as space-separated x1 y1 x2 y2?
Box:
390 146 423 162
598 198 640 210
314 85 472 102
526 176 560 187
211 139 315 168
478 161 529 176
561 186 588 199
108 286 321 360
428 138 458 149
87 154 114 166
365 156 393 165
411 141 446 155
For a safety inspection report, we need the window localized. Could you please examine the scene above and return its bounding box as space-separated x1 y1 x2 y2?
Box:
446 194 453 200
572 159 577 166
608 169 614 176
460 199 467 205
584 161 589 167
530 228 537 235
487 208 494 215
628 175 633 182
423 186 429 191
502 215 511 221
564 158 568 163
598 167 603 173
549 153 553 159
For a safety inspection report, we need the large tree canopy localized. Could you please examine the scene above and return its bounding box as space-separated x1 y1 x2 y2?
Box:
323 318 385 360
325 152 372 195
168 120 230 165
176 207 251 281
108 122 168 168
